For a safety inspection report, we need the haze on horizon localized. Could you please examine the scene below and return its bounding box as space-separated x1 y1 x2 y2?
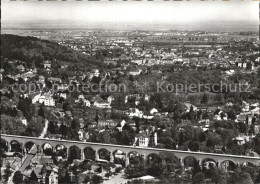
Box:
1 0 259 31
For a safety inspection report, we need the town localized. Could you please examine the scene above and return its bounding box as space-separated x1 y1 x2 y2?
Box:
1 27 260 184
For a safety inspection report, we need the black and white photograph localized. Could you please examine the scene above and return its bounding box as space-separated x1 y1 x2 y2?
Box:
1 0 260 183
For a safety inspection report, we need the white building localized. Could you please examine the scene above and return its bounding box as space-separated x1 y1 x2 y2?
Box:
32 93 55 107
93 99 111 108
116 120 126 132
83 99 91 107
20 117 27 126
150 108 158 115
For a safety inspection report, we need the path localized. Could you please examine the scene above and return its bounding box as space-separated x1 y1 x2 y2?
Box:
104 171 129 184
39 119 49 138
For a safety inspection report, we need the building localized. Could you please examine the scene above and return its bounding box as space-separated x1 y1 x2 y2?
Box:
78 129 89 141
33 93 55 107
129 69 142 76
93 99 111 108
242 101 250 112
20 117 27 126
44 94 55 107
98 119 117 128
83 99 91 107
150 108 158 115
43 60 52 69
116 120 127 132
48 77 62 84
17 65 25 72
134 131 157 147
44 169 59 184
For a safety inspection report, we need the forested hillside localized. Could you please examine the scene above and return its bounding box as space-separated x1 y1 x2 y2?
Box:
1 34 104 69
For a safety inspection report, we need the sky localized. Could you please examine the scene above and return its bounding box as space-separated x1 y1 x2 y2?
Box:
1 0 259 25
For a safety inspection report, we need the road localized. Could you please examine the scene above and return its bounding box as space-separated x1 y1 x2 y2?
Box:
19 145 37 172
39 119 49 139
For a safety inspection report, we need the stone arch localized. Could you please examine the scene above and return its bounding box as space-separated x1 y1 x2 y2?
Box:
113 149 126 166
24 141 37 154
42 143 54 156
98 148 111 162
147 153 160 165
0 138 8 152
202 158 217 170
55 144 67 159
68 145 81 163
221 160 236 171
242 161 255 167
128 151 142 165
10 140 23 153
84 147 96 161
183 156 198 168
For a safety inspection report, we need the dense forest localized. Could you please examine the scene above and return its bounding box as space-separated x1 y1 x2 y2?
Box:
1 34 104 69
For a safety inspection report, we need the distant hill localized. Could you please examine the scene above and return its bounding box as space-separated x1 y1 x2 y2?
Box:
1 34 104 69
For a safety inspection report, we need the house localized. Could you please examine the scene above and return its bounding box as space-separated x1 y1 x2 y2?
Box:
184 102 198 112
32 93 42 104
131 60 144 65
48 77 62 84
107 96 114 104
78 129 89 141
150 108 158 115
43 60 52 68
57 92 67 99
90 69 100 78
134 131 157 147
236 114 248 124
78 94 85 99
17 65 25 72
225 102 234 107
127 108 143 118
44 169 59 184
233 136 247 145
45 68 52 74
83 99 91 107
33 93 55 107
23 167 43 183
98 119 117 128
93 99 111 108
43 94 55 107
129 69 142 76
20 117 27 126
134 132 150 147
242 101 250 112
116 120 127 132
57 84 68 91
104 60 117 66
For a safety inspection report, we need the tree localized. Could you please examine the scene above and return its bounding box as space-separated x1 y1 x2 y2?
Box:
229 171 254 184
193 172 205 184
59 123 67 138
91 175 103 184
48 121 55 134
94 110 99 124
38 104 45 118
13 171 24 184
29 170 39 184
228 109 236 120
178 132 185 146
3 163 13 181
206 167 228 184
125 164 147 179
83 176 91 183
201 93 208 104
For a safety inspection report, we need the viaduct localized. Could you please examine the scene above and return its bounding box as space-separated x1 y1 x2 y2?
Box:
2 134 260 169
